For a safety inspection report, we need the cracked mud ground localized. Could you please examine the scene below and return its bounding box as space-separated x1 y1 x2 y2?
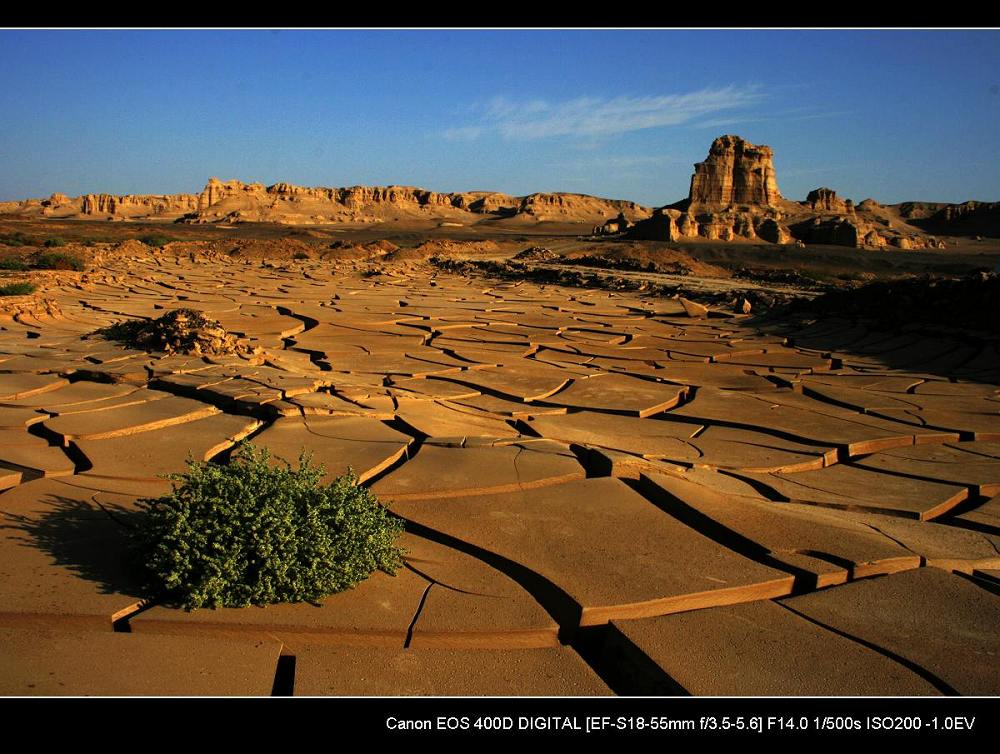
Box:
0 254 998 696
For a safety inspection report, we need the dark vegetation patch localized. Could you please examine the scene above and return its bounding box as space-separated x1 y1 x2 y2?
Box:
0 282 36 296
133 443 406 610
96 307 257 356
33 251 84 271
781 271 1000 333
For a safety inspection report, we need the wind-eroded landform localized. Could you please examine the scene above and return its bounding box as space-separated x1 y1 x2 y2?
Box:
0 135 998 696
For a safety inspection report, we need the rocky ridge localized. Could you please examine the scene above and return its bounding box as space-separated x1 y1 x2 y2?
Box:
1 179 651 227
615 135 948 250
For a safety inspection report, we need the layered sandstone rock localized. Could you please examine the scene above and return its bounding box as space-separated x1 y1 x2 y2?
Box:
41 193 70 207
625 135 792 244
624 209 679 241
593 212 631 236
789 216 944 250
755 218 792 244
923 201 1000 238
186 180 652 226
81 192 199 218
199 178 266 210
0 177 650 227
625 206 792 245
688 135 782 208
805 188 853 214
621 135 952 249
517 193 648 222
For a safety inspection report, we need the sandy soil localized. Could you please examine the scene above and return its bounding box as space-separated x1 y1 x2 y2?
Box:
0 233 997 697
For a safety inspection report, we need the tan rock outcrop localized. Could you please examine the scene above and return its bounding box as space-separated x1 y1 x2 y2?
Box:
805 188 853 214
41 193 70 207
199 178 265 210
789 216 943 250
624 209 680 241
81 192 199 218
625 135 945 249
517 193 649 223
677 212 699 237
51 179 650 226
755 218 792 244
593 212 631 236
1 177 652 227
688 135 782 208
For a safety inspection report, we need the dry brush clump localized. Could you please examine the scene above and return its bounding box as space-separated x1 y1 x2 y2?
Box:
133 443 406 610
97 307 259 357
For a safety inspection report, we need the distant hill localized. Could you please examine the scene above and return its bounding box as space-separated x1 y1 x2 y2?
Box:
0 178 652 227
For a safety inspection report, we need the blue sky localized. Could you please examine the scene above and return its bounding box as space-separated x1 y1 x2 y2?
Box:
1 29 998 206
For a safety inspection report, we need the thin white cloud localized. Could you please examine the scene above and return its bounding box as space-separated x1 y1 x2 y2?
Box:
447 85 766 141
694 109 853 129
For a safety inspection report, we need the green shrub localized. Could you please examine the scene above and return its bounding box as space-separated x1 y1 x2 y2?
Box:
292 251 310 260
0 232 31 247
33 252 84 271
0 257 30 271
133 443 406 610
43 237 67 248
138 234 174 248
0 282 36 296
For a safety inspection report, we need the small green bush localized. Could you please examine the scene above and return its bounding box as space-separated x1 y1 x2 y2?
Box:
0 232 31 247
138 234 174 248
0 257 30 271
43 237 67 248
0 282 36 296
133 443 406 610
33 252 84 271
292 251 310 260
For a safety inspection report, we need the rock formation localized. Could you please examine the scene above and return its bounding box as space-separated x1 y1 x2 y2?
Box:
184 179 651 226
619 135 950 250
623 135 793 245
788 216 944 250
805 188 853 214
0 178 650 227
80 192 199 218
0 175 652 228
41 193 70 207
688 135 782 208
755 218 792 244
921 201 1000 238
2 132 992 244
625 209 679 241
593 212 631 236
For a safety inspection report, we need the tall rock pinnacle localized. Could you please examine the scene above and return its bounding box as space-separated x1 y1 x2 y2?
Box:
688 135 782 207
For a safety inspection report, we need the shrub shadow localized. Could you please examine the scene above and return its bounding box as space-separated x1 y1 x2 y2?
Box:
3 493 150 601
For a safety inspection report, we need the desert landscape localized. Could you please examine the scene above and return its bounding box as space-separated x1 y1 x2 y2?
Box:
0 29 998 701
0 129 997 697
